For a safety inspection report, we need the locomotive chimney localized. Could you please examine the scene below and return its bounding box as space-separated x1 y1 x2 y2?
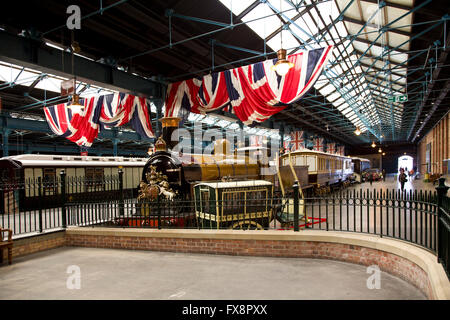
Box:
159 117 181 150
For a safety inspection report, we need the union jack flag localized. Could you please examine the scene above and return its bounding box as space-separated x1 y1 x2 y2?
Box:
337 146 345 156
290 131 304 151
326 143 335 154
313 138 324 152
44 93 154 147
283 140 291 151
165 46 333 125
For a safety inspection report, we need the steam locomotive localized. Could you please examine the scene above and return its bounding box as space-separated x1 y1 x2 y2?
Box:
140 117 355 200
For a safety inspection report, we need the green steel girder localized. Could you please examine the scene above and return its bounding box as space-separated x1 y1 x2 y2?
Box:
0 31 162 101
264 1 381 139
0 113 154 143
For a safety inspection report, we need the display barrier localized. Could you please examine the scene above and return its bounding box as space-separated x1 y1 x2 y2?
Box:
0 170 132 236
1 170 449 279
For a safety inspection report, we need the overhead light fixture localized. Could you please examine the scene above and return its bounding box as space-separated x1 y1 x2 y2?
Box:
270 0 294 77
382 152 386 156
71 41 81 54
67 94 84 115
371 141 376 148
378 148 382 153
271 49 294 76
354 127 361 136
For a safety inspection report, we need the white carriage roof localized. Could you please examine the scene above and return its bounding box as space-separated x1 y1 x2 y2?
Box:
350 156 371 162
0 154 147 167
286 149 351 159
195 180 272 188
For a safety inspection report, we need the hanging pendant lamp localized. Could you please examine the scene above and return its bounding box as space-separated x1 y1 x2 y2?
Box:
271 0 294 76
68 94 84 115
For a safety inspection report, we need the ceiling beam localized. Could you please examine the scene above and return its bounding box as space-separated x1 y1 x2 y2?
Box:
0 31 163 98
342 16 411 37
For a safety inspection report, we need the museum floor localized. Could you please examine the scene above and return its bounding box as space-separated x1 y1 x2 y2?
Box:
0 247 425 300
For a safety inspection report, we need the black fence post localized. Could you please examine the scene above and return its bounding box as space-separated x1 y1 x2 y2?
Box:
118 168 124 216
157 194 162 230
293 181 299 232
60 170 67 229
435 177 449 263
38 177 43 233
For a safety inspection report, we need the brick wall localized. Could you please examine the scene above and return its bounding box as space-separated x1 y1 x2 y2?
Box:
417 112 450 174
65 233 433 299
2 231 65 260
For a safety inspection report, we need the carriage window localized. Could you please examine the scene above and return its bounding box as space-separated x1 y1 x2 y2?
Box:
222 189 268 215
307 156 316 171
200 189 210 213
222 191 245 215
43 168 57 195
0 169 8 182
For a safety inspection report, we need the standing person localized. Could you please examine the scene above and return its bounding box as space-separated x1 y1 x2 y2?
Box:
369 172 373 186
382 169 386 182
399 168 407 191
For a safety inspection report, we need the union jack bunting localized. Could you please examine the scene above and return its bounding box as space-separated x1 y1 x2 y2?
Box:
165 46 333 125
290 131 304 151
337 146 345 156
283 140 291 151
250 135 264 147
326 143 336 154
313 138 324 152
44 93 154 147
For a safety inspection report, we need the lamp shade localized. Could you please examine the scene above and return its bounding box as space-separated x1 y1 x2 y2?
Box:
271 49 294 76
67 94 84 115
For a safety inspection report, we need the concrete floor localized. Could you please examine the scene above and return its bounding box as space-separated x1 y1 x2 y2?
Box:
0 247 425 300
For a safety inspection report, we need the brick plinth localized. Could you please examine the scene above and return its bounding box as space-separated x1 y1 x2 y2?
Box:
65 232 434 299
2 231 65 261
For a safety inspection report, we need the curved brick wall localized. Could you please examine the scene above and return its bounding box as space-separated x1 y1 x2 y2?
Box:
64 228 450 300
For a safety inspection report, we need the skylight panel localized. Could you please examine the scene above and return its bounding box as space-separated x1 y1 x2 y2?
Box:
216 119 230 127
269 0 298 20
241 3 280 40
333 98 346 106
267 32 295 52
218 0 257 16
299 12 319 36
327 92 341 102
318 84 335 96
228 123 240 130
202 116 217 125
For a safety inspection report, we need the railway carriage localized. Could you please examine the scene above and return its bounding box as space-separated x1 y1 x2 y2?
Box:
194 180 274 230
0 154 146 211
351 157 371 182
279 150 353 194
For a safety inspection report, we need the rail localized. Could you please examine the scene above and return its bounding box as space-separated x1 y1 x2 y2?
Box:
1 170 448 278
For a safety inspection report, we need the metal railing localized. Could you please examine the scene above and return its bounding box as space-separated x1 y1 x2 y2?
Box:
0 169 130 237
66 189 439 250
436 178 450 278
1 169 449 278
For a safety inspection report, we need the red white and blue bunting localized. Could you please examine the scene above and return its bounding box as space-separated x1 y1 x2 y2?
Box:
44 93 154 147
313 138 324 152
290 131 305 151
326 143 336 154
337 146 345 156
165 46 333 125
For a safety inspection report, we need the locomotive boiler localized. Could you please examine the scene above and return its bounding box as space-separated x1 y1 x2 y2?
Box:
140 117 274 200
